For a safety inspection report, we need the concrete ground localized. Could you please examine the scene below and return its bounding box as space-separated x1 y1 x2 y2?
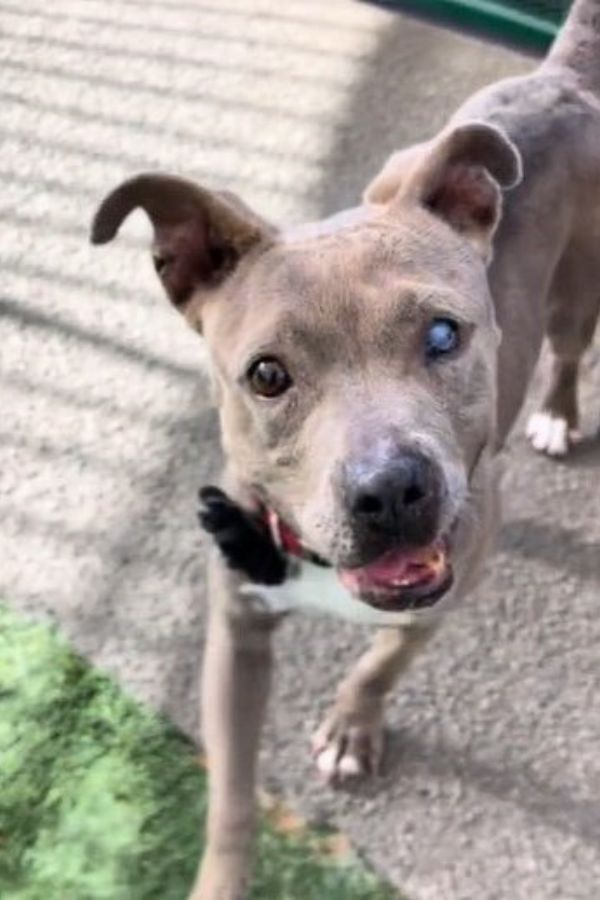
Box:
1 1 599 898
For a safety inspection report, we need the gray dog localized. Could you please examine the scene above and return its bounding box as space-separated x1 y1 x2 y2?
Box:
92 1 600 896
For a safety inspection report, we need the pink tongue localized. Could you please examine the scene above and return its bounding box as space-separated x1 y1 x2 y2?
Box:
339 543 442 594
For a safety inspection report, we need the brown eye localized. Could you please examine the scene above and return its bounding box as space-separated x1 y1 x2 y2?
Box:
247 357 292 398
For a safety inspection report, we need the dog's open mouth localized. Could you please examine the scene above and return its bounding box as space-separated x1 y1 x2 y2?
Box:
338 539 453 612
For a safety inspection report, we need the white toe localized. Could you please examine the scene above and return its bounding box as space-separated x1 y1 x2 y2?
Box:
546 418 568 456
337 754 363 778
315 746 339 779
526 411 545 440
526 411 569 456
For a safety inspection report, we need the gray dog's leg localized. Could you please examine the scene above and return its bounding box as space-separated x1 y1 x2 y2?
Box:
312 625 437 782
527 248 600 456
191 560 277 900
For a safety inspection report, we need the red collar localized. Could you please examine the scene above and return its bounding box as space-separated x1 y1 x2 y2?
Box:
264 508 329 567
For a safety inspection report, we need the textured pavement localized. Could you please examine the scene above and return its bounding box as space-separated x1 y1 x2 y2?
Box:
1 2 599 898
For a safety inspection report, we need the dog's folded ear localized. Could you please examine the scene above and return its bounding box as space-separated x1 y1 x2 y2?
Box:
365 122 522 261
91 173 275 321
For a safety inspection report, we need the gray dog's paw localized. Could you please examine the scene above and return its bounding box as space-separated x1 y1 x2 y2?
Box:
311 707 385 785
526 411 582 457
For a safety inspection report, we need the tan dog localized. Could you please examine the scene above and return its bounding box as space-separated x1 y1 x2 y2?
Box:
92 2 600 897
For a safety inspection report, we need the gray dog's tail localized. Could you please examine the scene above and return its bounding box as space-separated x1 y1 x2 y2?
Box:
545 0 600 93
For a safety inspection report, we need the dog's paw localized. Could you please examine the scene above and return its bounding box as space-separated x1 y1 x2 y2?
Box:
198 485 243 534
311 708 385 785
198 485 288 586
526 411 581 457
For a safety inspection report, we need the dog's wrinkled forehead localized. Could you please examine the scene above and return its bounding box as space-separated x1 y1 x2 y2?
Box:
204 210 493 370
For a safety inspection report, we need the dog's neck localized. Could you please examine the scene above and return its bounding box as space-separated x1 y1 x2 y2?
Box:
264 508 330 568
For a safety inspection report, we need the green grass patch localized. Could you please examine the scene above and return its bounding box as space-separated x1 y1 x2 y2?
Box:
0 605 397 899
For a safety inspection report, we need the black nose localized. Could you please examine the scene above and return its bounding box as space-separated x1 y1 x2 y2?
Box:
343 449 441 545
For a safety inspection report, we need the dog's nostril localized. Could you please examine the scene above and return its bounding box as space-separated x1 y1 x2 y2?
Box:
354 493 384 516
345 449 439 535
403 484 426 506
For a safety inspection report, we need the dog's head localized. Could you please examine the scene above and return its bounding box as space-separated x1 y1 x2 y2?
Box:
92 121 521 613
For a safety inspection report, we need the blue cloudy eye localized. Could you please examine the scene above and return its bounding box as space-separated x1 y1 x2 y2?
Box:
425 318 460 361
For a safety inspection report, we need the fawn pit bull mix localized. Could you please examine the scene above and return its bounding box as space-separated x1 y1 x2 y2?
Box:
91 1 600 896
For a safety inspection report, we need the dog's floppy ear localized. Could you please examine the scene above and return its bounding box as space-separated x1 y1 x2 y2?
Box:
366 122 522 261
91 173 274 320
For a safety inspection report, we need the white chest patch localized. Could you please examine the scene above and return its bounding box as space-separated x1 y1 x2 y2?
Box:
239 560 427 627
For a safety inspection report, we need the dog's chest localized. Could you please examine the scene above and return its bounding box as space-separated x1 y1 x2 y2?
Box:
239 560 421 627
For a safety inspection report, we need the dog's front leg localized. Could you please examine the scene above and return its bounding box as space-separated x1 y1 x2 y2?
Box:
190 557 277 900
312 624 436 783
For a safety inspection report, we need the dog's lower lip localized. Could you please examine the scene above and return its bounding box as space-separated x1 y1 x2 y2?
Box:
337 538 452 611
356 569 454 612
